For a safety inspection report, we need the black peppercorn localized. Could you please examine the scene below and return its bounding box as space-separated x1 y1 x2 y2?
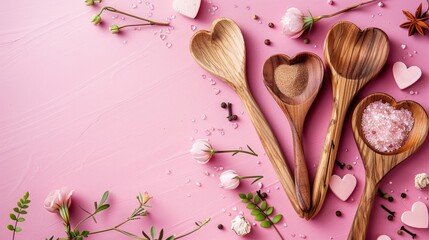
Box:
388 215 394 221
268 22 274 28
221 102 227 109
264 39 271 45
335 211 342 217
217 224 224 230
346 164 352 170
230 115 238 120
303 38 310 44
261 192 268 198
388 196 394 202
401 193 406 198
397 230 403 235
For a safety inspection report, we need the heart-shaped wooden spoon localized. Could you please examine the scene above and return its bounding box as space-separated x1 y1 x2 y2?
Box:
348 93 429 239
189 18 302 217
263 53 324 212
309 21 390 219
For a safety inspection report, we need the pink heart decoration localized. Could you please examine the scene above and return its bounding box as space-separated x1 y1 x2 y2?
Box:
329 174 357 201
377 235 391 240
393 61 422 89
172 0 201 18
401 201 429 229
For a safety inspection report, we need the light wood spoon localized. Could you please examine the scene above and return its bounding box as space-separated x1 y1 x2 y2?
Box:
189 18 302 217
348 93 429 239
263 53 324 212
308 21 390 219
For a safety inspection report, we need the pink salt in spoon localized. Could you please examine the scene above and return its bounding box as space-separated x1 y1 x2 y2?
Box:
348 92 428 240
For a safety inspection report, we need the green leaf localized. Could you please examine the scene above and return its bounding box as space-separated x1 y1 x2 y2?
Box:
260 201 267 211
265 207 274 216
74 229 80 236
150 226 156 239
10 213 17 220
255 213 266 221
17 202 23 208
76 236 83 240
21 205 29 209
82 231 89 237
247 193 253 200
15 227 22 232
18 217 25 222
158 228 164 240
254 195 261 204
272 214 283 224
250 209 261 216
238 193 247 199
20 210 28 215
142 231 150 239
7 224 14 231
20 198 25 204
246 203 256 209
260 220 272 228
96 204 110 212
241 199 249 203
23 200 31 204
24 192 29 200
13 207 20 213
166 236 175 240
100 191 109 205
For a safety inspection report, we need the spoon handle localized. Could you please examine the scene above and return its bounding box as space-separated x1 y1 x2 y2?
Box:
307 78 357 219
238 88 302 217
290 125 311 212
348 179 378 240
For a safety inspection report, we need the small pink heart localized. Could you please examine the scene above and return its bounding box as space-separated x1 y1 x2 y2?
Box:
329 174 357 201
377 235 391 240
401 201 428 229
393 61 422 89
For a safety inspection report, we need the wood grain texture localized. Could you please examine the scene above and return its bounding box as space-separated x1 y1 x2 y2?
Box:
308 21 390 219
263 53 324 213
348 93 429 240
189 18 302 217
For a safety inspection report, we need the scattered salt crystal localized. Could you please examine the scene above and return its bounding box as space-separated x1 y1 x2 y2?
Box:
378 2 384 7
327 0 334 4
196 182 202 187
401 44 407 49
258 182 263 189
361 100 414 152
232 206 237 211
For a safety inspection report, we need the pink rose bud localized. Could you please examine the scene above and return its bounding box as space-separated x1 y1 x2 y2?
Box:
280 8 305 39
44 188 74 212
190 139 214 164
220 170 240 189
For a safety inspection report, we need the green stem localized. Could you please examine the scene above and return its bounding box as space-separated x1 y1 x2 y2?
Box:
89 217 135 235
12 211 21 240
102 6 169 26
74 211 97 231
118 23 152 30
251 200 284 240
175 218 211 240
318 0 377 20
214 149 258 156
237 175 264 184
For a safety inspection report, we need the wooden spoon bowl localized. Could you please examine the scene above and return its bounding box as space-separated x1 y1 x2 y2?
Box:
348 93 429 240
263 53 324 212
309 21 390 219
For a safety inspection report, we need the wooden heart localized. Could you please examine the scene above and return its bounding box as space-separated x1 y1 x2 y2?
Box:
263 53 323 106
190 18 246 90
325 21 389 81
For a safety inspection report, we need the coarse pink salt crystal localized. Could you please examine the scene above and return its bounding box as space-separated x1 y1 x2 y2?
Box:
361 100 414 152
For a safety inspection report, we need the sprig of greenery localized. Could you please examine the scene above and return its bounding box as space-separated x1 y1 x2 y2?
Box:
7 192 30 240
239 192 284 240
213 145 258 157
142 219 211 240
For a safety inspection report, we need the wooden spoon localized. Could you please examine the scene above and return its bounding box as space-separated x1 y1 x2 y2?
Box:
189 18 302 217
348 93 429 239
308 21 390 219
263 53 324 212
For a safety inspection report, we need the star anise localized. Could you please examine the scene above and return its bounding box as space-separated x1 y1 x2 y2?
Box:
400 3 429 36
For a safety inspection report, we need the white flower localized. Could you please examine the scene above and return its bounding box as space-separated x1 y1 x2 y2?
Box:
280 8 305 39
231 215 251 236
415 173 429 190
220 170 240 189
190 139 214 164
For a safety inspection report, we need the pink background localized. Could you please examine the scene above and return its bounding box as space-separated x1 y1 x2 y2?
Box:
1 0 428 239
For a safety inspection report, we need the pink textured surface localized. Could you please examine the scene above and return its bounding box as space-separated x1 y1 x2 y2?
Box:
1 0 428 239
